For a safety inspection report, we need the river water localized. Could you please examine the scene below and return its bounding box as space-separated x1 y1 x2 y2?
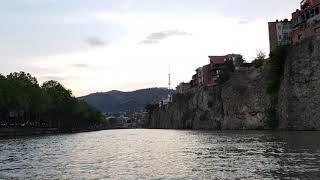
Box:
0 129 320 179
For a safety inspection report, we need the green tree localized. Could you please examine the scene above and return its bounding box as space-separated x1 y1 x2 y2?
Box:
252 51 267 68
0 72 106 130
6 72 42 127
42 80 74 129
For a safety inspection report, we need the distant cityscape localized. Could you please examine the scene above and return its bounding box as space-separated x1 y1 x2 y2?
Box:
104 111 146 129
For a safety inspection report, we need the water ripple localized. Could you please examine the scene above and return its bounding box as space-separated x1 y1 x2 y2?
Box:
0 130 320 179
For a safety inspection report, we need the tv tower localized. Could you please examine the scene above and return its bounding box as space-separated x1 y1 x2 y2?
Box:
168 65 171 90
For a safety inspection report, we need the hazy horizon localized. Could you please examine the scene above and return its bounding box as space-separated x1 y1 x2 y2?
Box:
1 0 298 96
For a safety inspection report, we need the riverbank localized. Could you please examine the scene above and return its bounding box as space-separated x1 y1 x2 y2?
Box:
0 127 109 137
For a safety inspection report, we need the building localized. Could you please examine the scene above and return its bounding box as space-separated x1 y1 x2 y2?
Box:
268 20 291 51
186 54 242 89
195 64 215 87
190 74 198 87
190 54 242 88
176 82 191 94
196 67 204 86
192 56 227 88
291 0 320 44
202 64 212 86
208 56 227 86
159 94 172 107
268 0 320 50
209 56 225 64
225 54 243 70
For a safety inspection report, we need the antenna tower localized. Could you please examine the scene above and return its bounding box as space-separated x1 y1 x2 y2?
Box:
168 65 171 90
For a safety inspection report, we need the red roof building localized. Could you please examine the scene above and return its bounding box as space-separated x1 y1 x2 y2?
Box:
208 56 226 64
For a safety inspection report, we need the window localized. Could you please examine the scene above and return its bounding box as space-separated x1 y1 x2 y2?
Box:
279 35 282 40
311 9 315 17
306 12 310 19
316 7 319 15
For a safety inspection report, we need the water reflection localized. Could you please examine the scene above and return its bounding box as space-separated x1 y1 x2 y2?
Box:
0 130 319 179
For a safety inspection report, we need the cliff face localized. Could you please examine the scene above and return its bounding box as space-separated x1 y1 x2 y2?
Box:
148 37 320 130
149 67 272 130
278 37 320 130
221 68 271 130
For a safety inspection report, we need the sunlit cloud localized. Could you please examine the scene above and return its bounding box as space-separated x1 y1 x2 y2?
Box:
140 30 192 44
70 64 90 68
84 37 107 47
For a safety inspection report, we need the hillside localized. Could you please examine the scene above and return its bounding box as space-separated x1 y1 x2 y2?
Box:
78 88 173 113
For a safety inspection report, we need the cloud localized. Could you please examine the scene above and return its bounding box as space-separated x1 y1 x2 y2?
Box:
84 37 107 47
70 64 90 68
140 30 191 44
238 18 255 25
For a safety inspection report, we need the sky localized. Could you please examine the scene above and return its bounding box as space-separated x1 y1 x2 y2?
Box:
0 0 299 96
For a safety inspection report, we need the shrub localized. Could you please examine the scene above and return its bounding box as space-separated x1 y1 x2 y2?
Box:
267 46 289 94
252 59 264 68
266 45 289 129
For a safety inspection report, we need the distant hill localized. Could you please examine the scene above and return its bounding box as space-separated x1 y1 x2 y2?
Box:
78 88 174 113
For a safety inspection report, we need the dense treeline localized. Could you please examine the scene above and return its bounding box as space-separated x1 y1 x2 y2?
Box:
0 72 108 130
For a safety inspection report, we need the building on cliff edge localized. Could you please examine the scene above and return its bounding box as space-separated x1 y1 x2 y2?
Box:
269 0 320 51
176 54 242 95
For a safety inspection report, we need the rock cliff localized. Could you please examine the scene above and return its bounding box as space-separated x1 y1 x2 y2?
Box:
278 37 320 130
148 67 272 130
148 37 320 130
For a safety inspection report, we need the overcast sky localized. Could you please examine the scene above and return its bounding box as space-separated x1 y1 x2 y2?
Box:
0 0 298 96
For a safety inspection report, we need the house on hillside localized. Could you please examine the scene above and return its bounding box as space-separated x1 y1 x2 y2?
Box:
190 73 198 87
268 19 291 50
190 54 242 88
176 82 191 94
196 66 204 86
208 56 226 86
268 0 320 50
159 94 172 108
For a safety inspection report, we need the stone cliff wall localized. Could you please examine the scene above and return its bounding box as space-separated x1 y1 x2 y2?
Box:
278 37 320 130
148 67 272 130
148 37 320 130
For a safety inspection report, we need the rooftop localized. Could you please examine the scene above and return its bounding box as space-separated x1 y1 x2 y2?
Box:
209 56 226 64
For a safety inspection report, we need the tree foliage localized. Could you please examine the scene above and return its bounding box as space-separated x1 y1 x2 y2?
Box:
267 46 288 94
0 72 106 130
252 51 267 68
266 46 289 129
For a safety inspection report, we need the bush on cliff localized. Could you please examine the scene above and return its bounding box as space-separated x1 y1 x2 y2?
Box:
252 59 264 68
267 46 289 94
252 51 267 68
266 46 289 128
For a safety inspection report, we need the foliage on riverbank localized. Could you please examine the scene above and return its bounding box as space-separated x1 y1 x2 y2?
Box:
0 72 108 130
266 46 289 128
267 46 288 94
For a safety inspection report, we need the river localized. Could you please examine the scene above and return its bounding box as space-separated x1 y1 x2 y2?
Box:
0 129 320 179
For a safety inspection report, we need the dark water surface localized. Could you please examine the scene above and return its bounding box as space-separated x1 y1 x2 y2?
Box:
0 129 320 179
